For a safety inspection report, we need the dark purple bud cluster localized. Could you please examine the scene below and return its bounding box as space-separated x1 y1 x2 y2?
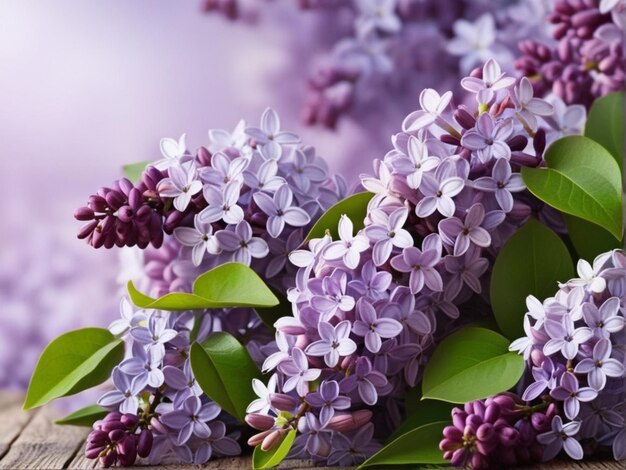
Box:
86 412 153 467
440 393 555 469
75 167 171 249
515 0 625 108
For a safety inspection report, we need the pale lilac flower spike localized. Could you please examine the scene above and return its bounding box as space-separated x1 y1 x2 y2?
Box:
174 215 221 266
253 184 311 238
245 107 300 158
574 338 625 391
537 416 584 460
156 160 202 212
322 215 369 269
306 320 357 367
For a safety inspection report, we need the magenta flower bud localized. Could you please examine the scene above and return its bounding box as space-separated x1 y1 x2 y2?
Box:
105 190 125 210
85 445 105 460
450 447 470 467
531 412 549 431
452 409 467 429
465 414 482 433
74 206 95 221
517 419 533 443
508 201 533 219
245 413 275 431
471 452 487 469
453 107 476 130
269 393 299 412
120 413 139 428
326 410 373 432
101 420 124 433
530 348 546 367
491 394 516 412
248 429 273 447
499 426 519 446
116 436 136 456
149 417 168 435
261 429 286 452
100 451 117 468
137 429 153 458
108 429 126 443
197 146 212 166
439 437 458 452
444 424 463 442
506 135 528 152
476 422 495 442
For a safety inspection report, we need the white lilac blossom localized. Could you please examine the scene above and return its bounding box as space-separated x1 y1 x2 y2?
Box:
510 250 626 461
243 61 572 466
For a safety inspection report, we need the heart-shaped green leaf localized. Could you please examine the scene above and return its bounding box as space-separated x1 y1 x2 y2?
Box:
128 262 279 311
585 91 624 168
252 429 297 469
422 327 524 403
122 161 151 182
24 328 124 410
56 404 108 427
190 332 261 422
491 219 574 339
305 192 373 240
359 421 448 468
564 214 620 263
521 135 623 239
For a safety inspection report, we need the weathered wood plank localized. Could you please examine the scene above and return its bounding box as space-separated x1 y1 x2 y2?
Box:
0 406 88 470
0 391 33 459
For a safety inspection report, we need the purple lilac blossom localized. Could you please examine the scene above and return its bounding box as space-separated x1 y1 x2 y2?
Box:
515 0 626 108
244 60 579 465
84 108 343 466
510 250 626 462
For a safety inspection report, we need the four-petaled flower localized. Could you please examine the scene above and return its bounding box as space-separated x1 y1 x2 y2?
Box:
543 315 592 360
199 181 244 225
174 215 221 266
393 135 439 189
402 88 453 132
306 320 357 368
582 296 624 339
119 344 165 389
438 203 491 256
512 77 554 131
245 107 300 159
461 113 514 163
155 133 187 170
323 215 370 269
365 207 413 266
352 299 403 353
215 221 269 266
98 367 143 414
279 347 322 396
246 374 278 415
199 151 249 187
160 395 221 445
537 416 583 460
391 237 443 294
550 372 597 420
473 158 525 212
574 338 625 391
305 380 351 425
156 160 202 212
253 184 311 238
340 357 387 406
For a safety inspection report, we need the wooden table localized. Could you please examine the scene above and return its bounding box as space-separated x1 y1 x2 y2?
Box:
0 391 622 469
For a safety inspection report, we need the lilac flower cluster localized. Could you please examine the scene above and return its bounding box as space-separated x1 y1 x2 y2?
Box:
440 392 556 468
88 301 242 466
203 1 549 128
242 60 584 464
516 0 626 108
77 108 344 292
509 250 626 461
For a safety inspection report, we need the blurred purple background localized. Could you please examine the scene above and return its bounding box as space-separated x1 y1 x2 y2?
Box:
0 1 386 388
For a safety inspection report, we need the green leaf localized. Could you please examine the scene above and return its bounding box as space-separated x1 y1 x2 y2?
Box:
122 161 151 182
490 219 574 339
391 396 454 443
305 192 373 240
254 287 292 332
252 429 297 469
359 422 448 468
24 328 124 410
56 404 108 427
128 262 279 311
190 332 261 422
564 214 620 263
521 135 623 239
585 91 624 168
421 327 524 403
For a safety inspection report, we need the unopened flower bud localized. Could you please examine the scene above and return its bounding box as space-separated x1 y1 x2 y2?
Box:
326 410 372 432
245 413 275 431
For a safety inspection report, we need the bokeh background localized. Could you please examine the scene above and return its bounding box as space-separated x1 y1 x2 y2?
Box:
0 0 389 389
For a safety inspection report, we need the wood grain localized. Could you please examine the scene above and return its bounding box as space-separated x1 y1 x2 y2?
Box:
0 405 88 469
0 391 623 469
